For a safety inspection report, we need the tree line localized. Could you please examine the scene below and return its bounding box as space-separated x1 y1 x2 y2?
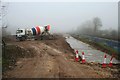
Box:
72 17 119 41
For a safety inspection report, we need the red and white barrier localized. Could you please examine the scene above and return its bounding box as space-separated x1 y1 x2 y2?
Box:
75 50 79 62
82 52 86 63
102 54 107 68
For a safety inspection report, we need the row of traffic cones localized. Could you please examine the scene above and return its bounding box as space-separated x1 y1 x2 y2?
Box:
74 49 114 67
102 54 114 68
75 50 86 63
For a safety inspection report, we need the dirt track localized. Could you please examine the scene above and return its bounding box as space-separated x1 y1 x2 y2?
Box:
3 35 119 78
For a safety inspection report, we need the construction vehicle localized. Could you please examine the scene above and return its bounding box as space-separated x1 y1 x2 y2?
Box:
16 25 53 41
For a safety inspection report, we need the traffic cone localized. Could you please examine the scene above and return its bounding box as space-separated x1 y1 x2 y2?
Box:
108 55 114 67
82 52 86 63
102 54 107 68
75 50 79 62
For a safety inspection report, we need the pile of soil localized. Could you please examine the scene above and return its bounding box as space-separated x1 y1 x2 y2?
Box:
41 35 74 53
2 44 35 73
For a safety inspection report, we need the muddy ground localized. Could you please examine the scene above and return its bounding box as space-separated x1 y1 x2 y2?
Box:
2 34 120 78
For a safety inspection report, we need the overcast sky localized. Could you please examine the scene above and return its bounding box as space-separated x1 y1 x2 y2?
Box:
3 2 118 34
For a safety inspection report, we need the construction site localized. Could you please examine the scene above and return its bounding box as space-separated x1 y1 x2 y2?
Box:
2 33 120 78
1 1 120 79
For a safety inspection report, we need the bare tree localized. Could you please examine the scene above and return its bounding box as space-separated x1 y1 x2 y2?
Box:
75 17 102 36
93 17 102 33
76 20 94 35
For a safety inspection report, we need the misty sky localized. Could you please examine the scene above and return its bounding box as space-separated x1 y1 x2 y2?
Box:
4 2 118 34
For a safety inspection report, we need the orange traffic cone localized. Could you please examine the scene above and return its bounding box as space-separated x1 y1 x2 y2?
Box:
102 54 107 68
108 55 114 67
75 50 79 62
82 52 86 63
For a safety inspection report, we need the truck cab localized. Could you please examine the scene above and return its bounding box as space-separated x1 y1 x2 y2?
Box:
16 29 26 41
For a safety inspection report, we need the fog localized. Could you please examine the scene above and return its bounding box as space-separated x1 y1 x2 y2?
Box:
118 2 120 32
3 2 118 35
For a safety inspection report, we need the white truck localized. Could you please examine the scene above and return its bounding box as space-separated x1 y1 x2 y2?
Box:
16 25 51 41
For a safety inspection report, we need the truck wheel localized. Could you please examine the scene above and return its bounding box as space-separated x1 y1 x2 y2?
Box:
22 37 26 41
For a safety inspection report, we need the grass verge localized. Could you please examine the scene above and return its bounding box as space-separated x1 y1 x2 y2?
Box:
72 35 120 60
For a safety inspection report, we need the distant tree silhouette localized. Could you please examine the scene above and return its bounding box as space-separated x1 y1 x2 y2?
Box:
93 17 102 33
